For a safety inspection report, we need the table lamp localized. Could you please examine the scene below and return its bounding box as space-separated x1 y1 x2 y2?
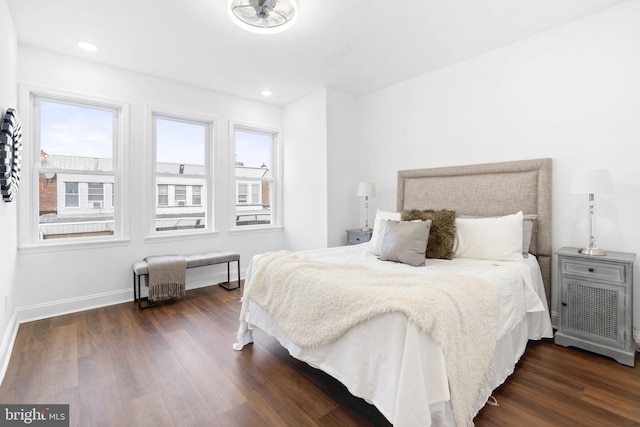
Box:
571 169 614 255
357 182 376 232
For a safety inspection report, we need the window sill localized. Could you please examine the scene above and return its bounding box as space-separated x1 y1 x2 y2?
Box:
19 238 130 254
229 225 284 234
144 230 219 244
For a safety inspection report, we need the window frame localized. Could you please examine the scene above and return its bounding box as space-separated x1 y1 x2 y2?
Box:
24 91 127 246
229 122 282 230
150 110 214 236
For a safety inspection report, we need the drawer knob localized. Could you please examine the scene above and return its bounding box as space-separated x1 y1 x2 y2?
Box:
588 268 594 272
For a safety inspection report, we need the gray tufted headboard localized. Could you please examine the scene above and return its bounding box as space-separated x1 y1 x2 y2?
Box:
397 158 552 304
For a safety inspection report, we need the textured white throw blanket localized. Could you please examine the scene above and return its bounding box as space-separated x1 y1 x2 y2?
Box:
247 251 500 427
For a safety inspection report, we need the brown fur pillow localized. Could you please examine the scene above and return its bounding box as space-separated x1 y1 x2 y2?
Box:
401 209 456 259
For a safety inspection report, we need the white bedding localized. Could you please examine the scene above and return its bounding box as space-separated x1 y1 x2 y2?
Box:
235 243 553 427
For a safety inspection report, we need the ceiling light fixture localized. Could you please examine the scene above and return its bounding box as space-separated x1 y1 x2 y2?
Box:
228 0 297 34
260 89 273 97
77 41 98 52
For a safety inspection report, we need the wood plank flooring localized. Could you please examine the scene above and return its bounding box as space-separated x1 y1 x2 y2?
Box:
0 284 638 426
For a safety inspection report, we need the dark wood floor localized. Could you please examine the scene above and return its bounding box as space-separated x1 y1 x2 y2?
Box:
0 284 639 426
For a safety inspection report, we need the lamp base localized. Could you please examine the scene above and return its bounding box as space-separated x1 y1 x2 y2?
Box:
578 247 607 256
360 227 372 232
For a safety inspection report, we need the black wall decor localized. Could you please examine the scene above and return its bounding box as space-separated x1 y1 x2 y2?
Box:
0 108 22 202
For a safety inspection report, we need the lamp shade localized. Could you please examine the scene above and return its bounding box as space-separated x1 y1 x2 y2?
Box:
571 169 614 194
357 182 376 197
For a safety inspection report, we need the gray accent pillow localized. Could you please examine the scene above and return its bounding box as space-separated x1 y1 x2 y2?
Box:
522 214 537 255
379 220 432 267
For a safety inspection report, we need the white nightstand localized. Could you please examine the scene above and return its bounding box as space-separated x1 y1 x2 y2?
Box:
554 246 636 367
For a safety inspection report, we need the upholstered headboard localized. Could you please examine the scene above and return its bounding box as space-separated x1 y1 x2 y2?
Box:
397 158 552 303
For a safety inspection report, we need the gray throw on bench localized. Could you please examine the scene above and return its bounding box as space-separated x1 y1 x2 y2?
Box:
145 255 187 303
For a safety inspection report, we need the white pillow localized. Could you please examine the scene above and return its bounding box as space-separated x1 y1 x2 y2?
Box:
454 211 524 261
370 209 401 255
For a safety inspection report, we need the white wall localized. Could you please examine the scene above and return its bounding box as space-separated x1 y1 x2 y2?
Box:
358 1 640 337
326 88 361 247
15 47 288 319
282 89 329 251
0 0 19 376
282 88 362 250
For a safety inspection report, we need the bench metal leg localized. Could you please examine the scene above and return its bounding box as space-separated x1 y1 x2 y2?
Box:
134 273 156 309
219 259 241 291
133 271 137 302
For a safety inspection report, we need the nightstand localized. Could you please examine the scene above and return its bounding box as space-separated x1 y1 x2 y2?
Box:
554 247 636 366
346 229 372 245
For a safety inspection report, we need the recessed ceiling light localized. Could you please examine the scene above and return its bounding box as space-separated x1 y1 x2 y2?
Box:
260 90 273 97
78 41 98 52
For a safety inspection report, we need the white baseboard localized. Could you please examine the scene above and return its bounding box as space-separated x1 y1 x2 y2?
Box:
17 288 133 325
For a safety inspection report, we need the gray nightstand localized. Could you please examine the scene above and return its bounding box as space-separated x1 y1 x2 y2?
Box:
554 246 636 366
346 229 372 245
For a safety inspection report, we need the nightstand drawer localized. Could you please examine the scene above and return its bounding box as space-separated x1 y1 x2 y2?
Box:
561 259 626 283
346 229 372 245
348 233 369 244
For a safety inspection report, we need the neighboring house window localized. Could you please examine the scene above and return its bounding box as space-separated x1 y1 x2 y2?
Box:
232 125 279 227
237 184 247 204
65 182 79 207
175 185 187 205
88 183 104 207
192 185 202 205
251 183 260 204
154 114 211 233
158 184 168 206
33 94 122 241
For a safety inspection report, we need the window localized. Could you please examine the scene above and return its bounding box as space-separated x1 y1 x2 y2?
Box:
192 185 202 205
65 182 79 207
232 125 279 227
174 185 187 205
251 184 260 204
154 114 211 233
237 184 247 204
158 184 168 206
88 183 104 202
33 95 122 241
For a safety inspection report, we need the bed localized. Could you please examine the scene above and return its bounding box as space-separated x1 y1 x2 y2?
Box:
235 158 554 427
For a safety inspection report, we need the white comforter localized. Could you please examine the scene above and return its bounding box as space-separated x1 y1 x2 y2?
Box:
235 244 553 426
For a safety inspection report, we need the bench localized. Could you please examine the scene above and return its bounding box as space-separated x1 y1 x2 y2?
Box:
132 251 240 309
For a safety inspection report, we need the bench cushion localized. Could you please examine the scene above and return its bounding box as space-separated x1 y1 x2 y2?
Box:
133 260 149 275
133 251 240 276
186 251 240 268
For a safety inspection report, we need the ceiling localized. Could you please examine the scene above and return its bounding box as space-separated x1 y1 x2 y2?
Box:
6 0 629 106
